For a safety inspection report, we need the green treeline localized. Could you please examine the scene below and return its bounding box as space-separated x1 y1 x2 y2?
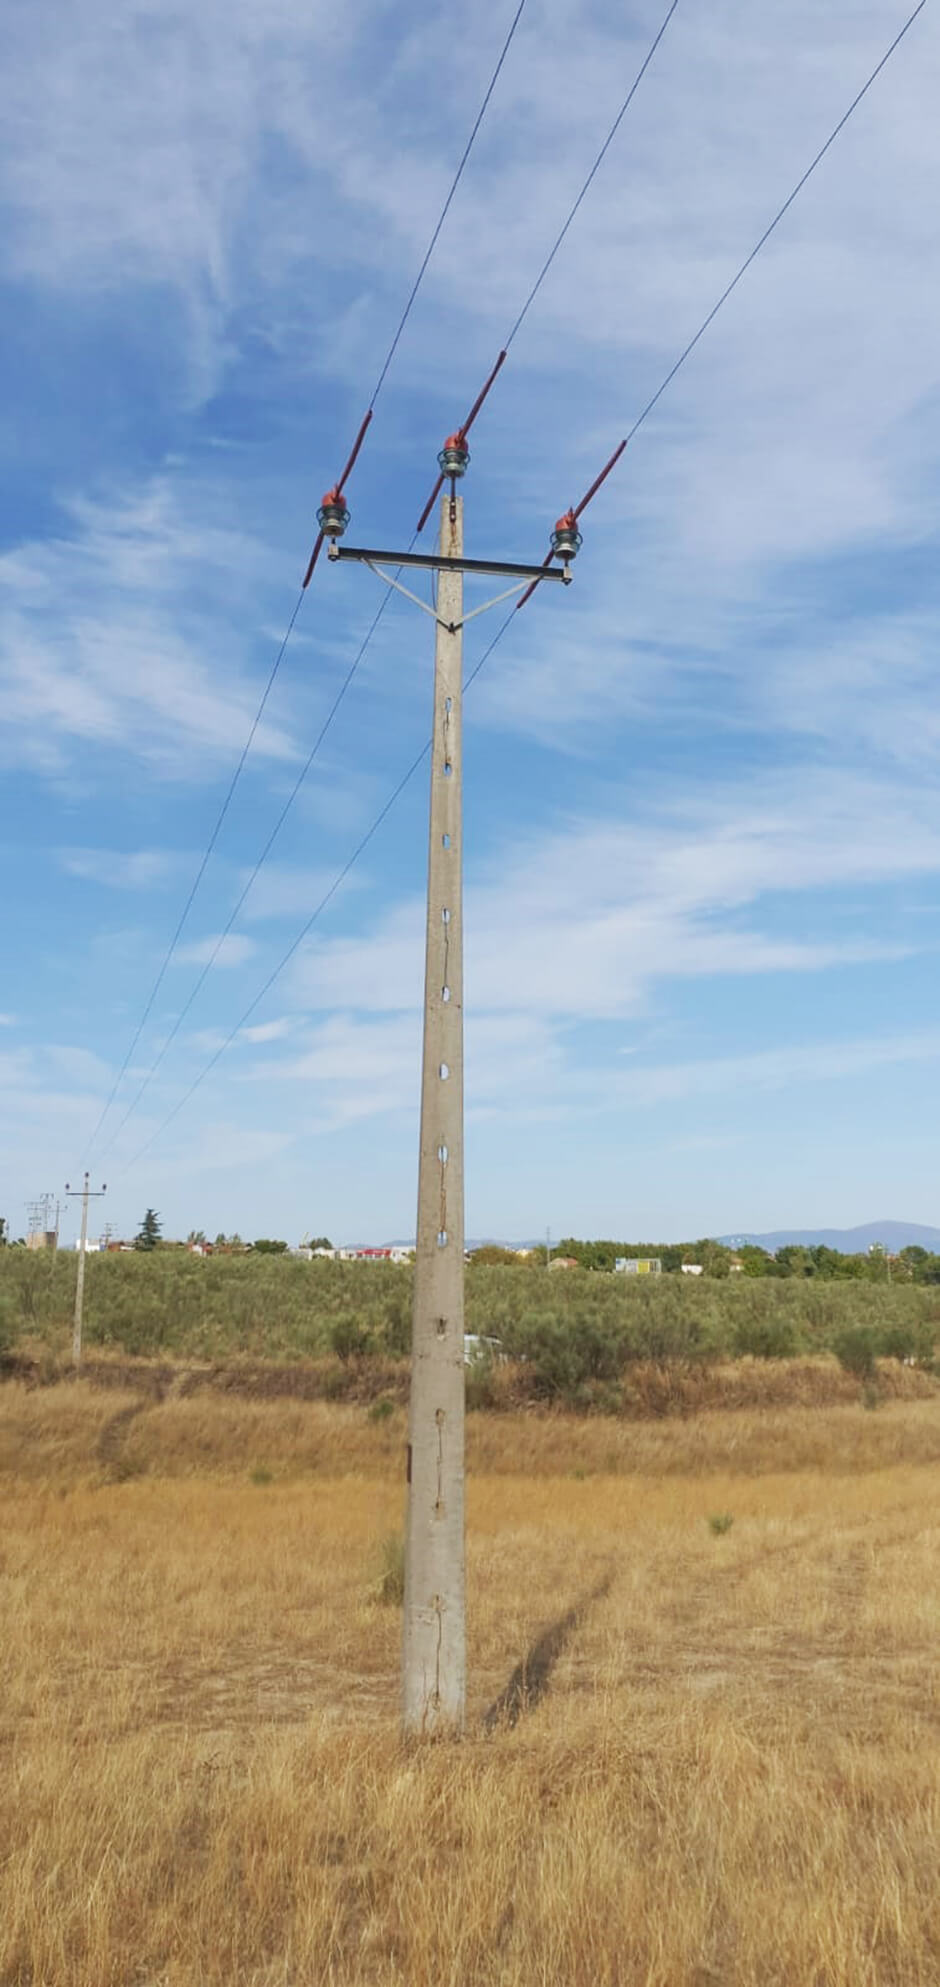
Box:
543 1238 940 1280
1 1249 939 1388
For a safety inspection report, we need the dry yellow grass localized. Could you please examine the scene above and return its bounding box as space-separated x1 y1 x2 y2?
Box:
2 1382 939 1984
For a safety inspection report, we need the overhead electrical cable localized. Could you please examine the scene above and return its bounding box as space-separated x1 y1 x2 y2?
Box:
99 0 681 1158
301 0 529 582
504 0 681 351
519 0 929 591
120 605 518 1179
614 0 928 453
120 737 436 1176
368 0 528 407
81 589 304 1162
84 0 530 1159
414 0 683 531
113 0 928 1169
94 588 403 1162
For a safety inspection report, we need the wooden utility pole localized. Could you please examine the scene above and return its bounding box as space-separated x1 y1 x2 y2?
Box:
402 489 467 1734
65 1173 106 1367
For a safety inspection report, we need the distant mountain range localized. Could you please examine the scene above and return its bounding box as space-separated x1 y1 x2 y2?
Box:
383 1222 940 1256
718 1221 940 1254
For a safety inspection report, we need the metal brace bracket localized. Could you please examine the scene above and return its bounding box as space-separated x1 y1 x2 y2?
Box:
363 560 537 633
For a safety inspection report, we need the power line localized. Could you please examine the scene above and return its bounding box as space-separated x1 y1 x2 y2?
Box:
82 587 305 1160
114 0 928 1166
616 0 928 452
95 583 402 1160
99 0 675 1155
119 606 519 1177
368 0 528 407
84 4 528 1160
98 0 671 1152
504 0 682 350
414 1 681 532
517 0 929 584
120 740 435 1175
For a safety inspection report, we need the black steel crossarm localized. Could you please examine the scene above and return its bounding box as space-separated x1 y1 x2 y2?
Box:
328 545 569 582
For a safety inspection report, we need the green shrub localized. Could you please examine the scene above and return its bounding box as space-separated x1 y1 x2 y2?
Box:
330 1314 373 1362
501 1310 627 1400
368 1397 395 1423
707 1512 734 1536
832 1326 879 1381
733 1314 800 1360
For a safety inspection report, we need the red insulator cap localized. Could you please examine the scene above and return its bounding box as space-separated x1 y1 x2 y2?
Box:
554 507 578 534
320 484 346 508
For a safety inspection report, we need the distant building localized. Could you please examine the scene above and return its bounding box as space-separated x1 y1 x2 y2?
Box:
548 1255 579 1271
26 1231 57 1253
615 1258 662 1276
681 1263 704 1277
335 1245 412 1264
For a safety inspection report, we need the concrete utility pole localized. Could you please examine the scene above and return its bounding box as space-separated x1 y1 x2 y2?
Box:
320 387 579 1734
65 1173 106 1367
403 487 467 1734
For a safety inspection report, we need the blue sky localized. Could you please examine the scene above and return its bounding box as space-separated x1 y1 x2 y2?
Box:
2 0 938 1247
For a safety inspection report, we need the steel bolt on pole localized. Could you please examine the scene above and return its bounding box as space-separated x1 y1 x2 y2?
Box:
402 489 467 1737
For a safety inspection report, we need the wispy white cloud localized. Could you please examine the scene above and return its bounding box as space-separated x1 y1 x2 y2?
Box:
0 477 298 774
610 1028 940 1110
236 863 368 923
176 934 257 969
186 1016 292 1053
285 767 934 1023
46 1045 114 1088
58 847 178 889
240 1017 292 1044
226 1009 940 1139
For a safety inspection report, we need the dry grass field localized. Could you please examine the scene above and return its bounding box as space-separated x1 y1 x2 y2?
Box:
2 1377 940 1985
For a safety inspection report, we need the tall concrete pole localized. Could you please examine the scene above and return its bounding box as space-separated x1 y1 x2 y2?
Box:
66 1173 105 1369
73 1173 90 1368
403 489 466 1736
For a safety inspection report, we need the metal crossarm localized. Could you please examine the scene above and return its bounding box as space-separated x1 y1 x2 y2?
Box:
328 543 570 583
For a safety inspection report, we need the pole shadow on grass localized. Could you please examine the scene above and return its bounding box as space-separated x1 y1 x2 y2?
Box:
483 1572 613 1731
